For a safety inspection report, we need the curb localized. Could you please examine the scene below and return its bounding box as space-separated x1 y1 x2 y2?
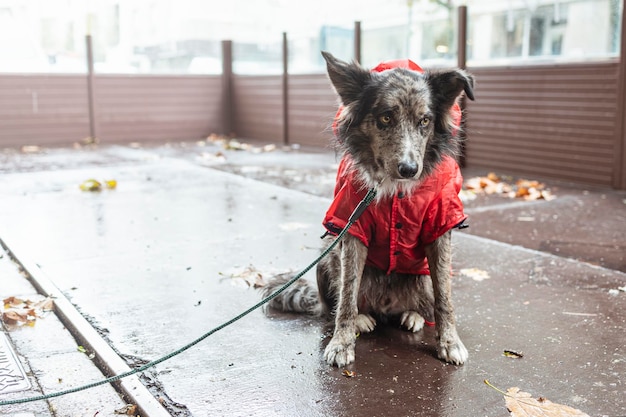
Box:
1 235 170 417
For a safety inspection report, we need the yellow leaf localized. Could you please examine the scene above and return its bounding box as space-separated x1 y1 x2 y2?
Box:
105 179 117 189
80 179 101 192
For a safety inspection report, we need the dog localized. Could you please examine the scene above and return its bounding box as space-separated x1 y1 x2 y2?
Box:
262 51 475 367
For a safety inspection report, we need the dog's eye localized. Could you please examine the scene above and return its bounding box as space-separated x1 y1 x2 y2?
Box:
378 113 392 127
420 117 431 128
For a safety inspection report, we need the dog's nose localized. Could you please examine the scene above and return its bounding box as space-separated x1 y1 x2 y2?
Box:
398 161 419 178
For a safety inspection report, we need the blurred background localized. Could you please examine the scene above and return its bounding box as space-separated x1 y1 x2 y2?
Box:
0 0 622 74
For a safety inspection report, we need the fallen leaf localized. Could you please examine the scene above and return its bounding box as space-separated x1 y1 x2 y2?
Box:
487 172 500 182
3 296 25 308
484 380 590 417
342 370 356 378
1 296 54 328
505 386 590 417
114 404 137 415
21 145 41 153
82 136 99 145
2 310 28 325
464 174 554 201
459 268 490 282
458 189 477 202
228 265 266 288
33 297 54 311
80 179 117 192
503 350 524 358
80 179 102 192
223 139 249 151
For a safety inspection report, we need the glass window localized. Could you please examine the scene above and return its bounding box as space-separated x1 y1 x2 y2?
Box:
468 0 622 66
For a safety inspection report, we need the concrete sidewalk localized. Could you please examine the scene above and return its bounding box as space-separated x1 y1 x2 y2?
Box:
0 142 625 417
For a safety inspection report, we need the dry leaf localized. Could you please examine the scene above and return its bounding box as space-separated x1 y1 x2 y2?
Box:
487 172 500 182
1 296 54 328
503 350 524 359
464 174 554 201
21 145 41 153
3 296 25 308
342 370 356 378
504 387 590 417
34 298 54 311
226 265 267 288
2 310 29 325
459 268 490 282
114 404 137 415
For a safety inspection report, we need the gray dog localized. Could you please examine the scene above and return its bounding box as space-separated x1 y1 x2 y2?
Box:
263 51 475 367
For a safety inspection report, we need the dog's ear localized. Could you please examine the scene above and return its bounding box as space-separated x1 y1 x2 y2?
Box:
426 69 475 109
321 51 371 106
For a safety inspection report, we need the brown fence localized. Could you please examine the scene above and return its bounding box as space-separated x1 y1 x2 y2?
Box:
0 74 223 147
232 76 283 142
0 74 91 147
466 62 620 187
231 74 337 147
94 75 223 142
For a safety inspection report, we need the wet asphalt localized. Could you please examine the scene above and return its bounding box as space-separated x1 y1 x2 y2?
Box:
0 141 625 417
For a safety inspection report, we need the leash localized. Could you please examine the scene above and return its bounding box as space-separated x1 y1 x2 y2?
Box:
0 187 377 407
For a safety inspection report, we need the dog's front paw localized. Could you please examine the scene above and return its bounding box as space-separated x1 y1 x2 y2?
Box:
400 311 425 332
355 314 376 333
324 334 356 367
437 331 468 365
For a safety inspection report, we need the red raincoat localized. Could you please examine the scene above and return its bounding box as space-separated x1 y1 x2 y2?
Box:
323 58 467 276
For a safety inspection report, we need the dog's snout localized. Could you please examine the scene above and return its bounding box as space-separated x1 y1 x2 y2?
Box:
398 161 419 179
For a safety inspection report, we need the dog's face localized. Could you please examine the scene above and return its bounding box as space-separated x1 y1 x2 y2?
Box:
322 51 474 197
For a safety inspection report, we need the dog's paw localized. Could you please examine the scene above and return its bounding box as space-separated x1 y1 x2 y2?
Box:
355 314 376 333
400 311 425 332
437 333 468 365
324 334 356 367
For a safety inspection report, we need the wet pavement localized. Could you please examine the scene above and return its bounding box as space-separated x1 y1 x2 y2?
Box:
0 141 625 417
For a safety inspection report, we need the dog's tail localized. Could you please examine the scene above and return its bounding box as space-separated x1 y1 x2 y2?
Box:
261 273 322 316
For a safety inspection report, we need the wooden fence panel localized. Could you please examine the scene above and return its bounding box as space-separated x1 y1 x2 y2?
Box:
466 62 620 186
287 74 338 148
94 75 222 142
0 75 90 147
232 75 283 142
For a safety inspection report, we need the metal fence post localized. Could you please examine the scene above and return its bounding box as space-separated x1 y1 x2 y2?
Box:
613 0 626 189
85 34 97 141
282 32 289 146
457 5 469 168
354 21 361 64
222 40 234 137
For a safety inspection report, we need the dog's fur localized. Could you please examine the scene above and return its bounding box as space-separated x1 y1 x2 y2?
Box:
263 52 474 367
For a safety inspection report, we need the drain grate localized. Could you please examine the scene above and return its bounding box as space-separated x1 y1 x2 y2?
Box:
0 332 31 394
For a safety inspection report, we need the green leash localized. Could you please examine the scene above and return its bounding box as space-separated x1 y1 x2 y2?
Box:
0 187 377 406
